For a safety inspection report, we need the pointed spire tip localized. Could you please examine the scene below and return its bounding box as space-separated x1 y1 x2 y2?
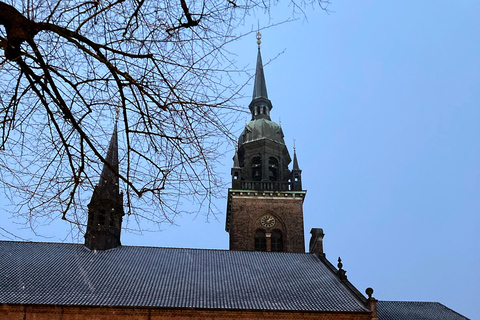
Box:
252 36 268 100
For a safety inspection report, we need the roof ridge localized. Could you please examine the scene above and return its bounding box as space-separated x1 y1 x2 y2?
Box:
380 300 444 303
0 241 317 255
0 240 79 245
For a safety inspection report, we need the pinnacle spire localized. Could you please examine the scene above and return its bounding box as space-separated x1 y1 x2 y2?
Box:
291 142 302 191
293 149 300 171
233 145 240 168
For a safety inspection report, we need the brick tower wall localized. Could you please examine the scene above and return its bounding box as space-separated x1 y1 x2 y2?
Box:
228 190 306 253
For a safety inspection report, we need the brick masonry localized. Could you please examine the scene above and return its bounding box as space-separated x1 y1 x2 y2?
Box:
1 305 373 320
228 190 306 252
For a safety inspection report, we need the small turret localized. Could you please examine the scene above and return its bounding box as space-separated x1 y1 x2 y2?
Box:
291 147 302 191
231 146 241 189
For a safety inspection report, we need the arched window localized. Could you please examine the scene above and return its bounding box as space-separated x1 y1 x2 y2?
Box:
271 230 283 252
268 157 278 181
254 230 267 251
252 156 262 181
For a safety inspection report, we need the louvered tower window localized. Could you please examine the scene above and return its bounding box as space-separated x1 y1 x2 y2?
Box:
268 157 278 181
252 156 262 181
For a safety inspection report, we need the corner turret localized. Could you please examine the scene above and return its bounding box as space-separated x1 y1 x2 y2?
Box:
291 148 302 191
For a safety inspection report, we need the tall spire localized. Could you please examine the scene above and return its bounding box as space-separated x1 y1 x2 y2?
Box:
252 32 268 100
85 116 124 251
249 32 273 121
293 148 300 171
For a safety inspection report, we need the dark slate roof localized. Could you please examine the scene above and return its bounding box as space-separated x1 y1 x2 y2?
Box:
377 301 470 320
0 241 369 312
243 119 285 144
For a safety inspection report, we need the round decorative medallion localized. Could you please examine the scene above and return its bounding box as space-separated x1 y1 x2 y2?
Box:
261 215 276 228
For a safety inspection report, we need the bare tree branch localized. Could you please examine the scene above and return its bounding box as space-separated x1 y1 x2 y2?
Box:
0 0 328 237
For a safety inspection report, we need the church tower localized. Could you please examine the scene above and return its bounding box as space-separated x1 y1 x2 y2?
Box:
84 121 124 251
225 34 306 253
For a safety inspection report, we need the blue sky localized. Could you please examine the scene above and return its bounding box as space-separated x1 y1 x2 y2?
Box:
1 1 479 319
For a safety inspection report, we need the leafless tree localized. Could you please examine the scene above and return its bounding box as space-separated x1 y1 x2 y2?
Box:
0 0 328 236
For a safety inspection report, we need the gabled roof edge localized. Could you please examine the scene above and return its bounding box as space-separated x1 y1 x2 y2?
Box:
317 255 369 307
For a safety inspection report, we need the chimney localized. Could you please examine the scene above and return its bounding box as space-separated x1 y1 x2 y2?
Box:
365 287 378 320
309 228 325 257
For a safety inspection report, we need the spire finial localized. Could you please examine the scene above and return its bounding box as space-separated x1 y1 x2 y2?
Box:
337 257 348 280
115 105 120 121
293 138 296 150
256 21 261 47
366 287 374 299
